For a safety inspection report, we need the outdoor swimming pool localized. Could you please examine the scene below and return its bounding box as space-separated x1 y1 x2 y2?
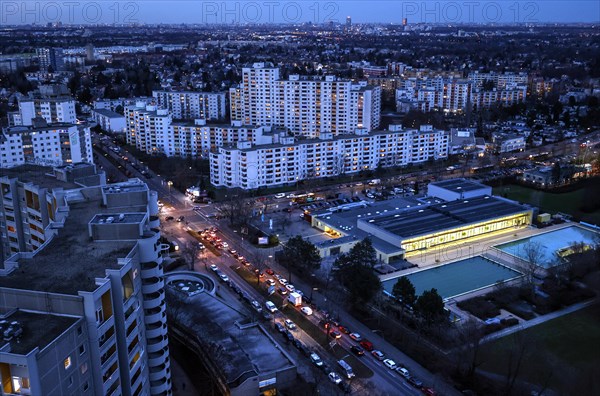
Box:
495 225 599 268
382 256 521 300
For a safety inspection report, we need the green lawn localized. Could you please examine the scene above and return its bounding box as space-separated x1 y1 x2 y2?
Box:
479 303 600 393
493 184 600 224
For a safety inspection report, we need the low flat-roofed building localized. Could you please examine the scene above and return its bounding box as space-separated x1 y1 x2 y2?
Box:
427 178 492 201
311 187 532 260
166 278 296 396
311 196 431 263
358 195 532 257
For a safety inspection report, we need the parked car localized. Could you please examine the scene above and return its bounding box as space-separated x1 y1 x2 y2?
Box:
350 345 364 356
275 323 285 333
285 284 295 292
328 372 342 384
165 216 174 221
218 273 229 282
349 333 362 342
283 330 294 342
371 350 385 360
383 359 397 370
421 387 437 395
209 264 218 272
274 193 286 199
359 340 374 351
266 279 276 286
300 306 313 315
310 353 323 367
337 325 350 334
265 268 274 275
284 319 296 330
396 367 410 378
277 287 288 295
279 278 288 285
265 301 278 313
329 330 341 339
408 376 423 388
251 301 262 312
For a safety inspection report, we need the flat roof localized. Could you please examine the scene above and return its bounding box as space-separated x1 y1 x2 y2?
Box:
172 289 294 383
367 195 529 239
0 165 79 190
93 108 124 118
0 310 79 355
90 213 146 224
312 197 430 255
0 189 146 294
429 178 489 193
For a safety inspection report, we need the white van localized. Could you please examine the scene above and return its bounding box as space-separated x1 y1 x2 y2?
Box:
265 301 278 313
338 359 355 379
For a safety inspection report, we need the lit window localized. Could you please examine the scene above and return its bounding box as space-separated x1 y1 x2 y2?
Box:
64 356 72 369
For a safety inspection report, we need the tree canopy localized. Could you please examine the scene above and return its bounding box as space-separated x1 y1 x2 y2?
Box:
415 288 446 325
392 276 417 308
281 236 321 273
334 238 381 305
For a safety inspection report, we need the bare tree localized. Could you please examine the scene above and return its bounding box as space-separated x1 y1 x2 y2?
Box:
181 241 203 271
456 319 486 378
215 192 253 226
504 331 531 395
249 250 271 285
523 241 544 289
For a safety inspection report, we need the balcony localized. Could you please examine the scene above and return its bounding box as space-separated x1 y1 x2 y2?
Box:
150 377 170 395
148 348 169 367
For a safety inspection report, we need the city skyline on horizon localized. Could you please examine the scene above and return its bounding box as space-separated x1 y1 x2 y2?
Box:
1 1 599 26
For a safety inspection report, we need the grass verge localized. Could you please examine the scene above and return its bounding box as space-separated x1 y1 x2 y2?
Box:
479 303 600 393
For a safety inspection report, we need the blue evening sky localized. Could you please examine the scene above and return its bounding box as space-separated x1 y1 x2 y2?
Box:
2 1 598 25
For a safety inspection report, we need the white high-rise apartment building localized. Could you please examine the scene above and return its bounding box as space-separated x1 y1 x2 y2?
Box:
230 62 280 127
396 74 526 113
0 170 172 396
210 125 448 189
125 102 274 158
0 121 93 168
230 63 381 138
125 104 172 154
17 85 76 126
152 90 226 121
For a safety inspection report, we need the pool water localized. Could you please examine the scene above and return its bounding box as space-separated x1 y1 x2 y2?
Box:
495 226 599 268
382 256 521 300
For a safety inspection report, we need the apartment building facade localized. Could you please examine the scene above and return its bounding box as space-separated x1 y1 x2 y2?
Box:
17 85 76 126
152 90 226 121
92 109 127 134
0 172 172 396
395 72 528 113
210 125 448 189
0 121 93 169
230 63 381 137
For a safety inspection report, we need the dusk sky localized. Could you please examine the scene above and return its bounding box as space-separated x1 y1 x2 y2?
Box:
2 1 599 25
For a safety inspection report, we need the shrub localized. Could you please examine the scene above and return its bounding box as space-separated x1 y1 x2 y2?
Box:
506 304 536 320
457 297 501 319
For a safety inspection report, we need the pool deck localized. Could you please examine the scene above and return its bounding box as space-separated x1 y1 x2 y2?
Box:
380 222 580 282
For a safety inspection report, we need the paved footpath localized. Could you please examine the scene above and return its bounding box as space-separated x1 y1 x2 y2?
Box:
481 298 597 344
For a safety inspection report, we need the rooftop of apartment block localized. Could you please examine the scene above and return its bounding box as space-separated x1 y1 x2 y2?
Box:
0 190 145 294
0 309 79 355
0 165 80 190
